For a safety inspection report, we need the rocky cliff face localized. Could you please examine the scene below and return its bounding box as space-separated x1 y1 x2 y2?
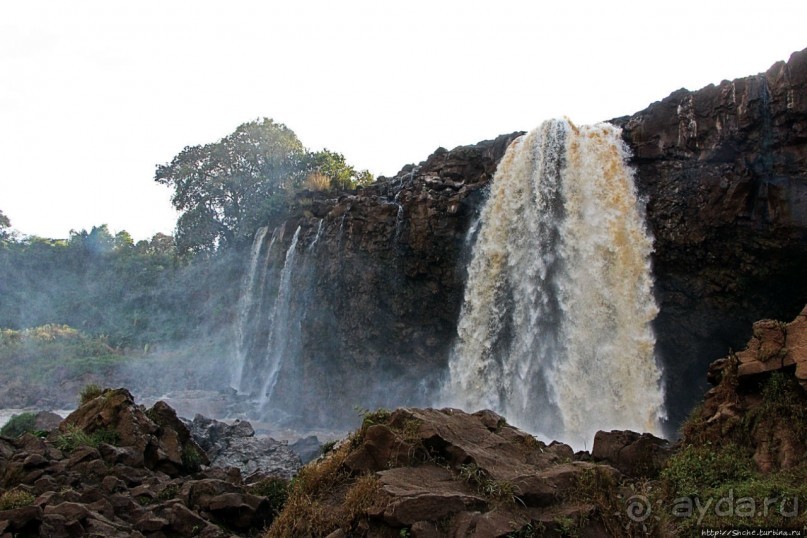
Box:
242 48 807 433
614 47 807 427
239 133 520 427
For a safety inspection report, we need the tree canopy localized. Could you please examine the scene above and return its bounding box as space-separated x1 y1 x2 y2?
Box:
156 118 373 254
0 209 11 241
155 118 307 254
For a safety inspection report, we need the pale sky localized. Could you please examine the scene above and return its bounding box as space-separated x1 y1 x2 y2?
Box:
1 1 805 240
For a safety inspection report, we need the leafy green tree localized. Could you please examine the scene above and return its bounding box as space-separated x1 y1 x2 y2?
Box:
155 118 307 254
68 225 116 256
0 209 11 241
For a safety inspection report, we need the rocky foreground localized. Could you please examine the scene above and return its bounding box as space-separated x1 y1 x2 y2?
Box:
1 307 807 537
0 388 301 537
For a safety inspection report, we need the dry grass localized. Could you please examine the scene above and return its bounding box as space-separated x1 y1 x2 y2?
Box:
304 172 332 191
266 439 357 537
0 488 35 510
343 474 381 521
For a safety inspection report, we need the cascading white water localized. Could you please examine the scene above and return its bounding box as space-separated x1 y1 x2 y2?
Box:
257 226 302 409
445 119 664 448
232 226 273 390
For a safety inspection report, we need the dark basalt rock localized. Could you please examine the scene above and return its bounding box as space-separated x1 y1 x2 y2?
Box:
613 47 807 428
591 429 674 478
267 407 618 537
0 390 290 537
248 133 521 429
696 305 807 473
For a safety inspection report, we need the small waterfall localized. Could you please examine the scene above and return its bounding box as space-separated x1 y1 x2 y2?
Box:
394 202 405 243
309 219 324 252
444 119 664 448
232 226 273 390
257 226 302 410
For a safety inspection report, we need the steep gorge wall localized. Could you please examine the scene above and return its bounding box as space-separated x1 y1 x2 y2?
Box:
244 47 807 431
615 47 807 426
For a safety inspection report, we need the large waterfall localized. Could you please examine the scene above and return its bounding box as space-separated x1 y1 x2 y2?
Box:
445 119 664 448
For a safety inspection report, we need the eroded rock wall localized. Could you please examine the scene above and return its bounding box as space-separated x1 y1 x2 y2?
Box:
615 47 807 427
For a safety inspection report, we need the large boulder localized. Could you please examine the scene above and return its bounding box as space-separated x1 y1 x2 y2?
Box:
591 429 673 477
268 407 622 537
58 388 208 476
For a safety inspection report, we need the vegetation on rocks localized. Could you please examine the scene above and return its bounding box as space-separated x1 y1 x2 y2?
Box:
0 412 37 438
0 489 35 510
52 424 120 452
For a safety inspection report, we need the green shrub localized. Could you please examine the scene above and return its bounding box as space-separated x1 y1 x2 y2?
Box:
79 384 104 405
157 483 180 501
0 489 35 510
356 407 391 429
181 444 203 472
249 477 289 513
53 425 119 452
662 443 754 498
457 463 518 504
0 412 36 438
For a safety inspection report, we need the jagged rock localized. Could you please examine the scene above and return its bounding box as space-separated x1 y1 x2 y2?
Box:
591 430 674 477
733 305 807 387
267 407 619 537
0 505 41 534
32 411 63 432
694 306 807 472
207 492 272 530
58 388 208 476
377 465 487 525
188 415 301 479
344 424 412 473
0 389 287 537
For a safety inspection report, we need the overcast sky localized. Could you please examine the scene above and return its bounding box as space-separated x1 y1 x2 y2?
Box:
2 1 805 240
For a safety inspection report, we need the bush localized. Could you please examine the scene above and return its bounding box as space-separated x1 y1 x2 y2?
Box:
79 383 104 405
181 444 203 472
0 489 35 510
662 443 754 498
304 172 332 191
0 412 36 438
249 477 289 514
53 425 119 452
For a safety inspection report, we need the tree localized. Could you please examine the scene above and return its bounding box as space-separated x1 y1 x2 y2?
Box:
0 209 11 241
155 118 307 254
68 225 116 256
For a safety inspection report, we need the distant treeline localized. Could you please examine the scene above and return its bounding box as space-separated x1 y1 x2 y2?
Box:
0 225 241 348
